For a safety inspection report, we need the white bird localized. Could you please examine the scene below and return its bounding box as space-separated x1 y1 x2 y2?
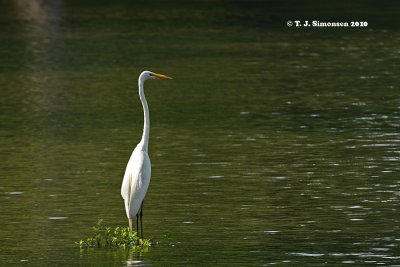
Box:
121 70 172 238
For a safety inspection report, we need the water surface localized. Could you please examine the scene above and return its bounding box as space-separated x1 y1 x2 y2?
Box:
1 1 400 266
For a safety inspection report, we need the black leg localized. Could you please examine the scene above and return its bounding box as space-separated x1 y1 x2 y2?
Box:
140 201 144 240
136 213 139 234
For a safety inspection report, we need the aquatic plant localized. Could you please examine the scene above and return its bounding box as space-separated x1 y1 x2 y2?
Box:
77 219 150 251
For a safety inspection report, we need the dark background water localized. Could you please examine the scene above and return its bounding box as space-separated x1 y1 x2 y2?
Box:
0 0 399 266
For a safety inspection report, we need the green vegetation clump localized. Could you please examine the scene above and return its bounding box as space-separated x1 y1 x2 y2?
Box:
77 219 150 251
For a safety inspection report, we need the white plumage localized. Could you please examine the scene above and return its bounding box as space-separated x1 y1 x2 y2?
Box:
121 145 151 220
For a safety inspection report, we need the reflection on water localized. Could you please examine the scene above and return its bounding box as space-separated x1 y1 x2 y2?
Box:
12 0 64 113
1 0 400 266
14 0 62 22
126 259 144 266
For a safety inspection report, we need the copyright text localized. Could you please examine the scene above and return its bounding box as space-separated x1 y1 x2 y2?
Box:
287 20 368 28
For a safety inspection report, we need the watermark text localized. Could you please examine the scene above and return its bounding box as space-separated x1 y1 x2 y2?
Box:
287 20 368 28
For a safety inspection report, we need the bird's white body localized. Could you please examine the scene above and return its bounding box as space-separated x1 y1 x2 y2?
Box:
120 70 171 233
121 142 151 219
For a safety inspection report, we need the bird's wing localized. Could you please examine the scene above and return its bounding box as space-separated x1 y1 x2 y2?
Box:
121 150 151 217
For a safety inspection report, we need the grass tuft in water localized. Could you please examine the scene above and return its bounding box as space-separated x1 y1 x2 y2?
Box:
77 219 150 251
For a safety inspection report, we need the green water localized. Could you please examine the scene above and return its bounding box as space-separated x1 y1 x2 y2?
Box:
1 1 400 266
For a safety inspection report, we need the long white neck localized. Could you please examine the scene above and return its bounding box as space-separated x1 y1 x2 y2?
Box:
138 78 150 152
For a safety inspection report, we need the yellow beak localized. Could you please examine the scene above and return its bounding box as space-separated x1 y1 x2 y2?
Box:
153 73 173 79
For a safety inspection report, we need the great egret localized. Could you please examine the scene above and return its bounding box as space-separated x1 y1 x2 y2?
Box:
121 70 172 238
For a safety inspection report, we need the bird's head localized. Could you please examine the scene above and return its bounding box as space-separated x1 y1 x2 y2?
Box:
140 71 173 82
